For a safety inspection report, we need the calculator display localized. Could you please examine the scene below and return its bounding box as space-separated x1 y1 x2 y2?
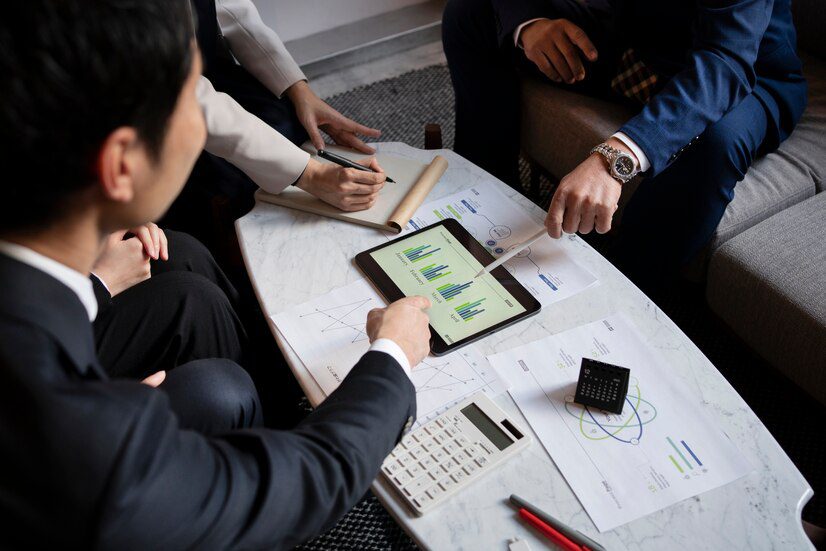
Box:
460 403 513 451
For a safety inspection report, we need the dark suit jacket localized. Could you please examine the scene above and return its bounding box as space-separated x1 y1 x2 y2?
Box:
0 253 416 549
492 0 808 175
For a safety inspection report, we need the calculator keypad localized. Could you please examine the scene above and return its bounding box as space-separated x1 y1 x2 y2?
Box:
381 394 531 516
382 421 492 512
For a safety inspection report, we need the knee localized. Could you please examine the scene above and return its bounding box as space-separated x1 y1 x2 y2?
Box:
197 359 259 416
158 271 244 361
696 122 754 181
442 0 491 53
164 271 232 316
164 230 215 268
174 359 262 430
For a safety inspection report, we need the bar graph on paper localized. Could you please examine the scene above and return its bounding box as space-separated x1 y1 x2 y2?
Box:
667 437 708 478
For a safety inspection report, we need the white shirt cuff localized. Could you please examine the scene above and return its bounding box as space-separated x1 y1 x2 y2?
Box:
612 132 651 172
368 338 412 380
514 18 549 48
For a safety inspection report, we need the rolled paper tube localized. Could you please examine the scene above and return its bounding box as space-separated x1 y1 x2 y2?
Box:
387 155 448 232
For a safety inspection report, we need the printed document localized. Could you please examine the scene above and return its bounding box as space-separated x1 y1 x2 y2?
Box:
272 279 508 424
488 314 752 531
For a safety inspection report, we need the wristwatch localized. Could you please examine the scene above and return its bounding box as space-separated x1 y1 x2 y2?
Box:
590 143 639 184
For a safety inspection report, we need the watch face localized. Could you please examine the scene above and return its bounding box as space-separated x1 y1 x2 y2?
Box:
614 155 635 177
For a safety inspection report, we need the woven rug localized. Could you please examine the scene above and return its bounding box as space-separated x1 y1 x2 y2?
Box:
296 63 825 550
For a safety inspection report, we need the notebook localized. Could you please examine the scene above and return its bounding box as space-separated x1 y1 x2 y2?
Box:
255 144 447 233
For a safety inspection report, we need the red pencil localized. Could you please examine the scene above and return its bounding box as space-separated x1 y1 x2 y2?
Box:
518 508 587 551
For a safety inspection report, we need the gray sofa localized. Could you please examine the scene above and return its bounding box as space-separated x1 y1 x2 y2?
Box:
520 0 826 405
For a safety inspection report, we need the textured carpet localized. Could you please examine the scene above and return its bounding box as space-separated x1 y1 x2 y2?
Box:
296 63 825 550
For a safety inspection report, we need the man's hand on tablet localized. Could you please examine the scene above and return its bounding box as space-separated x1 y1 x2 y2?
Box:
367 296 432 368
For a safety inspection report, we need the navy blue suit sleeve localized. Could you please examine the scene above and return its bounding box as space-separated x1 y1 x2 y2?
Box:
619 0 774 176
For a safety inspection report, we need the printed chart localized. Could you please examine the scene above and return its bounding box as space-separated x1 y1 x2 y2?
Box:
411 348 507 422
488 315 751 531
298 298 373 344
563 378 658 445
272 279 508 424
407 182 597 306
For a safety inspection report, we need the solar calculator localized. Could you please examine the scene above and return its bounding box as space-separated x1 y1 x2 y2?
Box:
381 392 531 515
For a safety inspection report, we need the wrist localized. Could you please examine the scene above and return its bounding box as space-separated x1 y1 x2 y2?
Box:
519 20 543 49
369 337 413 376
605 137 638 166
590 140 639 184
285 79 311 102
295 158 321 191
92 269 125 296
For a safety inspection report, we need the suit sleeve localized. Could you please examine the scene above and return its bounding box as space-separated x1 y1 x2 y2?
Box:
618 0 774 176
197 76 310 193
216 0 306 98
490 0 556 45
96 351 416 550
89 275 112 314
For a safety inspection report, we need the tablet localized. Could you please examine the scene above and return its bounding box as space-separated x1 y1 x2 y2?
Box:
355 219 541 355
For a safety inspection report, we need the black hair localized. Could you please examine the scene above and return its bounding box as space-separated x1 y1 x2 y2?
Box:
0 0 195 233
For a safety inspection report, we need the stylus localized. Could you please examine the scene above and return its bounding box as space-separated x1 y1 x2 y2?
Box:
475 229 547 278
317 149 396 183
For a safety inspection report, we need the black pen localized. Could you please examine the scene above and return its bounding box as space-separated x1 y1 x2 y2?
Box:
317 149 395 183
510 494 606 551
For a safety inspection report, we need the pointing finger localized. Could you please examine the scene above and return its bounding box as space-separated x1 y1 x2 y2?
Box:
546 189 566 238
401 295 432 310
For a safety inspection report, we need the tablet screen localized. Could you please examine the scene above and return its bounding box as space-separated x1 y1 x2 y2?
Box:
369 225 527 345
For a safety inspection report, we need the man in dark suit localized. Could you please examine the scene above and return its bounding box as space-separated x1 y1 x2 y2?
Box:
0 0 432 547
443 0 807 289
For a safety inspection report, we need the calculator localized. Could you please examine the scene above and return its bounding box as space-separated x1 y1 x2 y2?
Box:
574 358 631 414
381 392 531 515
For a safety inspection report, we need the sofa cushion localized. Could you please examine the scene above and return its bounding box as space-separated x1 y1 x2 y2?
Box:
707 193 826 406
795 53 826 193
520 77 635 180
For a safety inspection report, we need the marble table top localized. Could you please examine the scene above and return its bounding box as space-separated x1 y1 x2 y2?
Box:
236 143 813 551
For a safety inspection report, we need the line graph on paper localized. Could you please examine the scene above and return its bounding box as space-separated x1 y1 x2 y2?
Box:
299 298 373 344
273 279 510 422
411 348 508 424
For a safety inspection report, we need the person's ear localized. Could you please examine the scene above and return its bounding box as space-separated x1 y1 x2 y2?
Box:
96 127 141 204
